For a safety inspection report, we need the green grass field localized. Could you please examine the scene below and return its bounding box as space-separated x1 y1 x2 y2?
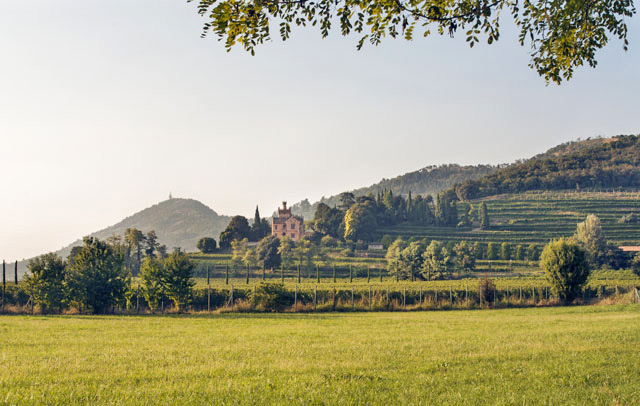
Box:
1 305 639 405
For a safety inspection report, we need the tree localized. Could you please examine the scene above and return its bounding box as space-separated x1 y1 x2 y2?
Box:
421 241 452 280
194 0 636 84
380 234 394 249
540 239 590 302
344 202 378 242
144 231 160 258
23 253 67 313
66 237 130 314
251 206 271 241
454 241 475 272
161 251 195 311
231 238 249 270
573 214 606 265
385 238 406 277
515 244 524 261
632 252 640 277
124 228 145 275
399 241 425 280
527 244 538 261
196 237 217 254
500 242 511 261
140 257 165 312
320 235 338 248
257 235 281 269
313 203 344 238
219 216 252 249
487 242 499 260
277 236 295 270
479 202 490 229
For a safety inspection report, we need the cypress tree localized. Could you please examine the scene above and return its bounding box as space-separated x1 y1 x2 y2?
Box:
367 267 370 283
246 265 249 284
316 264 320 283
281 266 284 283
297 264 301 283
225 263 229 285
480 202 490 229
379 267 383 282
14 261 18 284
332 265 336 283
206 265 210 285
349 265 353 283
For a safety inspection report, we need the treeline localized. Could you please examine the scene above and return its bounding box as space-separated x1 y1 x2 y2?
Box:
291 164 501 219
312 190 491 242
20 233 196 314
453 135 640 201
385 239 540 281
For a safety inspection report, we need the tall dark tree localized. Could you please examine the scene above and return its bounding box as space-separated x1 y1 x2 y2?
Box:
257 235 281 270
480 202 490 229
313 203 344 238
124 228 145 275
144 231 160 258
219 216 252 249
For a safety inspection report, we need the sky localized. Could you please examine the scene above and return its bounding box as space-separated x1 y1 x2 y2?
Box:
1 1 639 261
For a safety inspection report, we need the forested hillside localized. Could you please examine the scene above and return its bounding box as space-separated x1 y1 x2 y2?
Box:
453 135 640 200
290 164 501 219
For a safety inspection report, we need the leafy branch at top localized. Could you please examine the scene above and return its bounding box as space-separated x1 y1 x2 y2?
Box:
188 0 636 84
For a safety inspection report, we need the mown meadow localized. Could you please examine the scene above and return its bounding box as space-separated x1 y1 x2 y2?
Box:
1 305 639 405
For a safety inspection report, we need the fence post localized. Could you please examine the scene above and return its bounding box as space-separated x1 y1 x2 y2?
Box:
225 264 229 285
14 261 18 285
449 286 453 305
230 285 234 308
262 265 266 281
403 287 406 310
2 260 5 313
419 287 422 308
369 286 372 311
386 286 390 308
136 286 140 314
634 287 639 303
253 285 257 309
465 284 468 306
519 286 522 303
367 267 371 283
379 267 383 283
333 265 336 283
316 264 320 284
281 267 284 283
294 285 297 312
207 266 211 312
297 264 301 284
314 286 317 311
333 287 336 310
349 265 353 283
351 286 354 310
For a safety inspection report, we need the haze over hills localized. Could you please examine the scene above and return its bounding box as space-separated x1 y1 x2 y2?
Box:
14 198 230 278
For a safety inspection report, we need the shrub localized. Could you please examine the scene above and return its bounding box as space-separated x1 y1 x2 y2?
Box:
253 283 294 311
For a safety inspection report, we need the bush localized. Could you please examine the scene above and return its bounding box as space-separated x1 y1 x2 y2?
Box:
253 283 294 311
196 237 217 253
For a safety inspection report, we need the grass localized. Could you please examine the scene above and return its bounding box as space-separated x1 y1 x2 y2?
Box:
1 305 639 405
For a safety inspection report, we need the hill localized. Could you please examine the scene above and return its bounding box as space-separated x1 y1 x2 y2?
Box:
453 134 640 200
15 198 230 278
290 164 502 219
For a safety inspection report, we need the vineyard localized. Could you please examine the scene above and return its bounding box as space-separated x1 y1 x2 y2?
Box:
378 190 640 246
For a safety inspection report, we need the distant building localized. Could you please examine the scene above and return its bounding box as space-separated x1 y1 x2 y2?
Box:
619 246 640 253
272 201 305 241
368 243 385 251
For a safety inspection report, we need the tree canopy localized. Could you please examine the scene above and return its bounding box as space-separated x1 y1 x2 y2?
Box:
190 0 635 83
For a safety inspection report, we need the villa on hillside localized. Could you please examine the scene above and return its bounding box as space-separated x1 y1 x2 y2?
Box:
272 201 305 241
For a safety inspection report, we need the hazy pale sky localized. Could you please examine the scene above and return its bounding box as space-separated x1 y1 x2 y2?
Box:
1 1 639 260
